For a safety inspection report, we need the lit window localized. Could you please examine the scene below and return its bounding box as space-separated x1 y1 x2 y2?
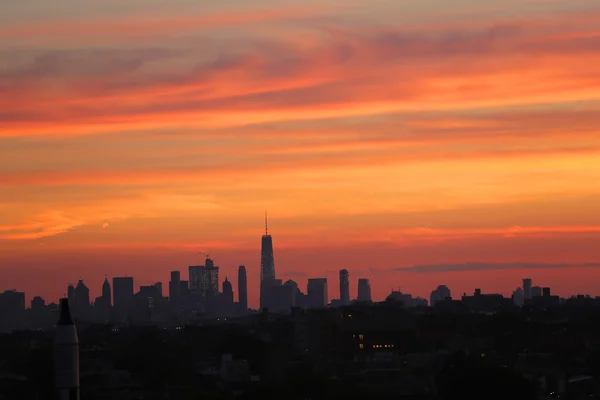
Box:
359 334 364 340
359 344 364 350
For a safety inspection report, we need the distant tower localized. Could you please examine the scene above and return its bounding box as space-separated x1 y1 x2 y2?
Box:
169 271 181 307
112 277 134 323
357 278 372 302
523 278 532 300
238 266 248 313
102 277 111 306
54 298 80 400
73 279 90 318
260 212 276 310
339 269 350 305
307 278 328 308
222 277 233 303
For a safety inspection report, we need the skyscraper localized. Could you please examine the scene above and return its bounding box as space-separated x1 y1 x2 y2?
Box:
189 265 205 297
102 277 111 306
203 258 219 298
339 269 350 305
113 277 134 322
169 271 181 307
307 278 328 308
260 213 276 310
73 279 90 318
357 278 372 302
523 278 532 300
238 266 248 313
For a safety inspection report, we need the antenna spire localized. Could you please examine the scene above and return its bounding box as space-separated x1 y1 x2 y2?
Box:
265 211 268 235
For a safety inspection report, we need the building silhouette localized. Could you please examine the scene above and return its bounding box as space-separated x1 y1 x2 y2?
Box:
169 271 181 308
222 277 234 316
307 278 328 308
102 277 111 306
112 277 134 323
238 266 248 315
189 265 205 298
260 213 276 310
73 279 90 319
339 269 350 306
523 278 532 300
358 278 372 302
54 298 79 400
430 285 451 307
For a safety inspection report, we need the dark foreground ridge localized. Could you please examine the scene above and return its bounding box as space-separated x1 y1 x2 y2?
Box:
3 299 600 399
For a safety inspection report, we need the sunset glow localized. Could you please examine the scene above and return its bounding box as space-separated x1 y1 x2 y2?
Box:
2 0 600 306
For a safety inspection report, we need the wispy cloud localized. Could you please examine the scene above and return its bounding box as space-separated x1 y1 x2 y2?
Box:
395 262 600 273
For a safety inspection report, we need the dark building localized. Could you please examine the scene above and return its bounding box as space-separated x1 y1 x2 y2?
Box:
307 278 328 308
523 278 532 300
133 284 163 322
358 278 372 302
189 265 205 297
430 285 451 307
204 258 220 315
102 277 111 306
94 277 112 323
203 259 219 298
113 277 134 323
0 290 26 331
54 298 79 400
169 271 181 308
221 277 234 316
238 265 248 314
73 279 90 319
339 269 350 306
260 213 276 310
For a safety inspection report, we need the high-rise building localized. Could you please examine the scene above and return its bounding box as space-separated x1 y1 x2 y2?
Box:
154 282 163 297
512 287 524 307
113 277 134 322
260 213 276 310
430 285 451 307
189 265 205 297
203 258 219 298
307 278 328 308
73 279 90 319
523 278 532 300
94 277 112 323
169 271 181 307
102 277 111 306
357 278 372 302
339 269 350 305
238 266 248 313
54 298 80 400
282 280 298 310
532 286 542 297
221 277 234 316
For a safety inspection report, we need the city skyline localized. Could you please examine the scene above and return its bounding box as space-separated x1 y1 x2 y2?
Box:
3 0 600 305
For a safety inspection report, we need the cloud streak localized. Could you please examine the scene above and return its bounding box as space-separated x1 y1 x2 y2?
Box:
2 8 600 137
395 262 600 273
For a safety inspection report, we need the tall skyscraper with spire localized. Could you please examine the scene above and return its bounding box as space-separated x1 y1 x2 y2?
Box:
260 212 276 310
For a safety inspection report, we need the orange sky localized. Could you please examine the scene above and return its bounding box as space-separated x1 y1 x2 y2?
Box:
1 0 600 307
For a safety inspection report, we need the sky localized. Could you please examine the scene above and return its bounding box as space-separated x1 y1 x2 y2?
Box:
1 0 600 307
